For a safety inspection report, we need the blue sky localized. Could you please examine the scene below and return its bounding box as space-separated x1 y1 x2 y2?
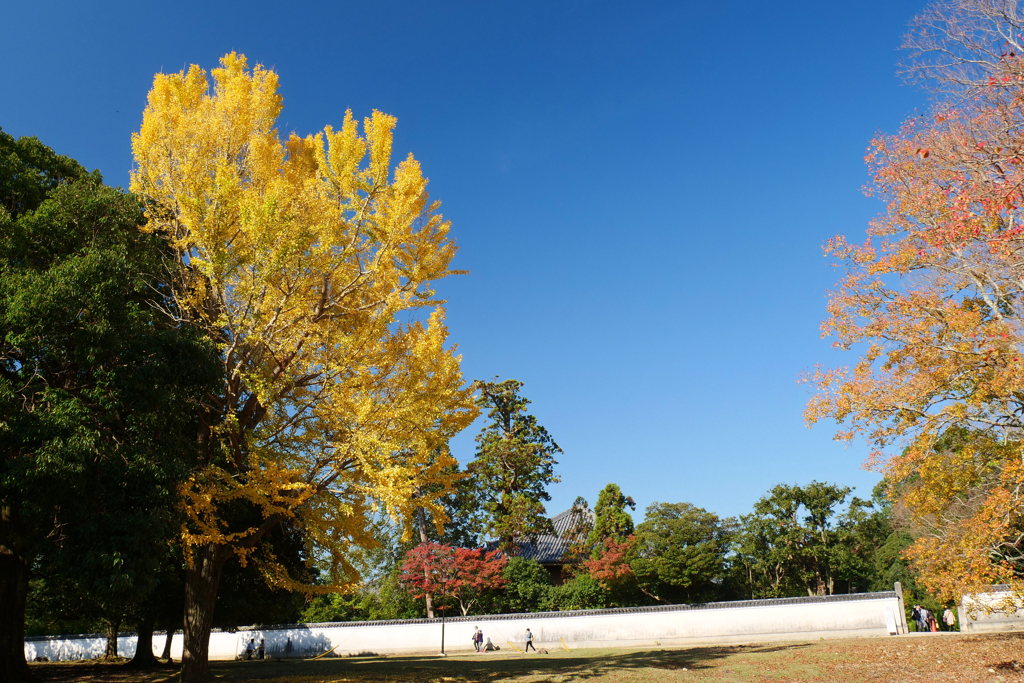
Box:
2 1 927 521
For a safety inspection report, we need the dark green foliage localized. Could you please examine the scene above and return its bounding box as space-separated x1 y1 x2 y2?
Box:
731 481 895 599
545 574 607 611
586 484 635 552
214 523 312 628
301 591 365 623
631 502 733 604
415 459 488 549
0 130 218 678
467 379 561 550
486 557 553 614
24 574 105 637
829 495 890 594
0 128 86 218
872 528 918 592
301 572 422 623
2 176 216 612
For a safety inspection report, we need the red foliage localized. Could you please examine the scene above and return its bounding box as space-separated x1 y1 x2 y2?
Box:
400 542 507 615
582 536 635 588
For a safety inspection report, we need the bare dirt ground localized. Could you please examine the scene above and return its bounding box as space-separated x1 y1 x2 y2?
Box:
27 632 1024 682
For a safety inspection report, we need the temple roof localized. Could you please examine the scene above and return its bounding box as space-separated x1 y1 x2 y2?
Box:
513 505 594 565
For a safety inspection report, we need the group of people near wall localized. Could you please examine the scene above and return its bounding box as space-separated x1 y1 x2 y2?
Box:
471 626 538 652
911 605 957 632
471 626 497 652
242 637 265 659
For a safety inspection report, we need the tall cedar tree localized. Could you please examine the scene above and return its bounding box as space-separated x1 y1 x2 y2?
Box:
468 379 562 550
0 130 217 681
586 483 636 553
130 54 476 682
806 0 1024 603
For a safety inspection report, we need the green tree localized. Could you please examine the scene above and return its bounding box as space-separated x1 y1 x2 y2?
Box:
486 557 553 614
828 489 897 595
410 455 488 550
586 483 635 552
467 379 562 550
0 132 83 217
861 481 941 622
632 502 733 604
302 570 423 623
733 482 858 598
546 574 608 611
0 130 216 681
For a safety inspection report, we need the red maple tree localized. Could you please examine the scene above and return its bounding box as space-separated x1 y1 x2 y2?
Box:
581 536 636 589
400 543 507 615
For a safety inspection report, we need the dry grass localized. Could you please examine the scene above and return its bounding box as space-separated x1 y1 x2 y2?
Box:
28 632 1024 682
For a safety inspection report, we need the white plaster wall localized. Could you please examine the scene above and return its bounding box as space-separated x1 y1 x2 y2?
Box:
24 635 137 662
26 594 901 662
961 589 1024 633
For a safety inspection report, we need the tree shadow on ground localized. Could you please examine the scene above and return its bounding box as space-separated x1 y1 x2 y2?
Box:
29 659 179 682
232 643 812 682
29 643 813 682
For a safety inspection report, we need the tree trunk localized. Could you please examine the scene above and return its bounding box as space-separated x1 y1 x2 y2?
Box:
128 617 157 667
159 619 178 662
636 583 665 604
180 544 229 683
414 507 435 618
104 618 121 659
0 529 32 683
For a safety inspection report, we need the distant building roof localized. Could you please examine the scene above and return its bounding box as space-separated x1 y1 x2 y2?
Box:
514 505 594 565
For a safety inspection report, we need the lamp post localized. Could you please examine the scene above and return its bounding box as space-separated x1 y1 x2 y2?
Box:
438 581 447 656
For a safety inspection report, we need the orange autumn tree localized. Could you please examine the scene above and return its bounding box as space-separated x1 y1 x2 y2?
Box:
581 536 636 590
807 0 1024 606
130 53 476 682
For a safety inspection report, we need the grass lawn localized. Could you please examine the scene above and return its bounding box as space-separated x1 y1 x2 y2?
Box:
28 632 1024 682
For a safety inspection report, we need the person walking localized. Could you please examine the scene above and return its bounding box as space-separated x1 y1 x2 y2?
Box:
943 607 957 631
920 606 933 633
473 627 483 652
525 628 536 652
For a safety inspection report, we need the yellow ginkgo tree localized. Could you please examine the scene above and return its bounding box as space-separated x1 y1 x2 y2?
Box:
131 53 476 681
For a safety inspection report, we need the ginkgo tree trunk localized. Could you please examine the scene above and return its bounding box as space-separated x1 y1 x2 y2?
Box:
131 53 477 683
